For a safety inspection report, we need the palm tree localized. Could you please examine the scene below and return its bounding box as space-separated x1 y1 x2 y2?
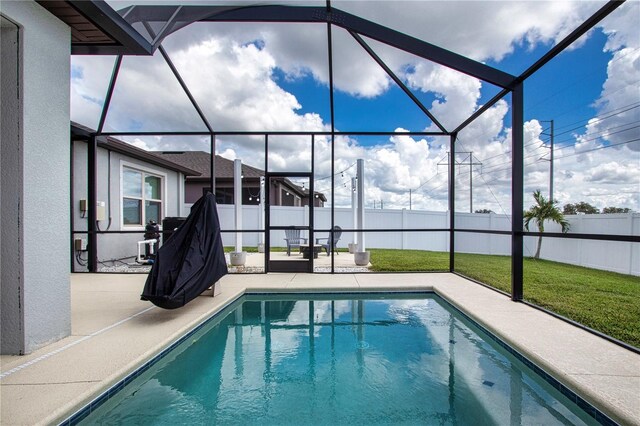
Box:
524 190 570 259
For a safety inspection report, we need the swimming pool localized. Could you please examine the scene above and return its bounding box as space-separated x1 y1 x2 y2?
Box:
73 293 607 425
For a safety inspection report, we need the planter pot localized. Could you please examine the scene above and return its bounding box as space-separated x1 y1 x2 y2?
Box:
257 243 265 253
230 251 247 266
354 251 370 266
348 243 357 254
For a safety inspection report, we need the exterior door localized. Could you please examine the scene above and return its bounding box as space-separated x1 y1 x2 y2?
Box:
266 173 314 272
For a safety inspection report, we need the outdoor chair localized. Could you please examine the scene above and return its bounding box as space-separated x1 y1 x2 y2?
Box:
284 229 307 256
316 226 342 256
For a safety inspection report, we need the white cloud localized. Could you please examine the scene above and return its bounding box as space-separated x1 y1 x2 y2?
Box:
333 0 601 62
70 56 117 129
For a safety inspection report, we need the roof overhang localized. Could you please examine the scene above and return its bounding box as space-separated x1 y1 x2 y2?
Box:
71 122 200 176
37 0 152 55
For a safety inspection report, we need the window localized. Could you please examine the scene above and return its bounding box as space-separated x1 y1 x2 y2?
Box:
122 167 163 226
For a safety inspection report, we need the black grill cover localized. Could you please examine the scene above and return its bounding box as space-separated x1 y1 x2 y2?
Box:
141 193 228 309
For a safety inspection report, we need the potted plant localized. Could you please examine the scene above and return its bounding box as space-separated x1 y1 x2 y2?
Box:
354 251 370 266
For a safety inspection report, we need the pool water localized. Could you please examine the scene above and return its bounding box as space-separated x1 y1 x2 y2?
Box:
81 294 599 425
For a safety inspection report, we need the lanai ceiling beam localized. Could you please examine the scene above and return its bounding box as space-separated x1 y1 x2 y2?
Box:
120 5 516 88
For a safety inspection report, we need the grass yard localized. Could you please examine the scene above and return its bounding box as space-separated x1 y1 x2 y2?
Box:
369 249 640 348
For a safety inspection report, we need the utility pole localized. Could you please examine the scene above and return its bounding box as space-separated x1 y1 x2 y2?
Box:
437 152 451 209
463 152 482 213
540 120 555 201
438 151 482 213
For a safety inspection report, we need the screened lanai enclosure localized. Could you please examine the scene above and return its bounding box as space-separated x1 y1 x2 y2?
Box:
68 1 639 348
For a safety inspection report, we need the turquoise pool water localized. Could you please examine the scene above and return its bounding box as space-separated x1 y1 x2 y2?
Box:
79 294 599 425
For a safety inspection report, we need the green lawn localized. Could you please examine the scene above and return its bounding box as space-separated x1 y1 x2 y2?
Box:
369 249 640 348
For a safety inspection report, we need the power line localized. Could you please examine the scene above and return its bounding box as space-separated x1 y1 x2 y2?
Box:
462 80 640 161
477 104 640 167
477 120 640 174
551 122 640 147
472 136 640 181
554 137 640 159
552 103 640 138
315 161 356 181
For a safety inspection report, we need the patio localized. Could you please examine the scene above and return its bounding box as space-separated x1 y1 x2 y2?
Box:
229 250 371 273
0 273 638 425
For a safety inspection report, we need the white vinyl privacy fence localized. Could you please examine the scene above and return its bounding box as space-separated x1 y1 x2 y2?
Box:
212 205 639 276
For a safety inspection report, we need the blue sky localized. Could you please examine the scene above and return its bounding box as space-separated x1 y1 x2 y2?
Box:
273 26 613 138
72 1 640 212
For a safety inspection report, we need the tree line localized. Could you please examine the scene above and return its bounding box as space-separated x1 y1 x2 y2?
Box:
562 202 632 215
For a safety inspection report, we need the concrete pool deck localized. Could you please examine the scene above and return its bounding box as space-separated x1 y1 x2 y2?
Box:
1 273 638 425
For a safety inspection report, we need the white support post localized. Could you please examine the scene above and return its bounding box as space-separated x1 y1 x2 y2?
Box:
234 159 242 252
259 177 265 245
357 159 365 252
402 208 407 249
351 177 357 246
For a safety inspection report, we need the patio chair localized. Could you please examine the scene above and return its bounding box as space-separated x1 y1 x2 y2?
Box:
316 226 342 256
284 228 307 256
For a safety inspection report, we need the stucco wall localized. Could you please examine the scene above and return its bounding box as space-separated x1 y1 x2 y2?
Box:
1 1 71 354
73 141 185 270
1 16 24 353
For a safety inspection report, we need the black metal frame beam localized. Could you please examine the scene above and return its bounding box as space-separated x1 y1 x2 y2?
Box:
120 5 516 88
87 136 98 272
349 31 447 133
453 88 509 134
517 0 624 83
96 131 447 137
140 21 215 134
96 56 122 134
511 83 524 301
449 135 456 272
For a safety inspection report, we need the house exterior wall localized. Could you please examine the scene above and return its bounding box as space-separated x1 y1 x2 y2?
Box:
1 1 70 354
72 141 185 271
1 16 23 354
185 178 263 205
185 181 207 203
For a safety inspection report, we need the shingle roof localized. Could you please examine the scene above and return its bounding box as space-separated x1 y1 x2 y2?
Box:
71 122 200 176
151 151 264 180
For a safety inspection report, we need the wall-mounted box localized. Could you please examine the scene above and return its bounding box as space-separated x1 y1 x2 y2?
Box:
79 199 106 221
74 238 87 251
96 201 106 221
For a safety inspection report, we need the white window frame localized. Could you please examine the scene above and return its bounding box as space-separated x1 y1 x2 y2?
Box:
120 161 168 230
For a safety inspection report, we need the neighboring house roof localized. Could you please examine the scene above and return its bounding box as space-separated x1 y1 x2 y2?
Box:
152 151 327 202
301 187 328 203
151 151 263 180
71 122 200 176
